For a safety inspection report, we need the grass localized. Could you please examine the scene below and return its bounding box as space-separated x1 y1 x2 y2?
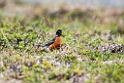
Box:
0 2 124 83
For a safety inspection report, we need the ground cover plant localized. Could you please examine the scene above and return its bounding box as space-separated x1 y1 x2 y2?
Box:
0 1 124 83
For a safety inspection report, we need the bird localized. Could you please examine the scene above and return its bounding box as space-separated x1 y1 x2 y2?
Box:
42 29 62 50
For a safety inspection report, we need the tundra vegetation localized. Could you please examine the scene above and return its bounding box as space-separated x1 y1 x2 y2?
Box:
0 1 124 83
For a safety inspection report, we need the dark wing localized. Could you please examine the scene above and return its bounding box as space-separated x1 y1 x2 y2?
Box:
43 37 56 47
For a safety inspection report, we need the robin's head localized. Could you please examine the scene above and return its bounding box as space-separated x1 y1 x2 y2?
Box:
56 29 62 36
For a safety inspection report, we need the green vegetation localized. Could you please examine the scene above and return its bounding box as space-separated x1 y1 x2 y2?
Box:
0 1 124 83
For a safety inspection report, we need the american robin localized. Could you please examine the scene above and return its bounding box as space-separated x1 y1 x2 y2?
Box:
43 29 62 50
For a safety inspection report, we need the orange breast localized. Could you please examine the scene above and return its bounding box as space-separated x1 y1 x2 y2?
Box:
49 37 62 50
